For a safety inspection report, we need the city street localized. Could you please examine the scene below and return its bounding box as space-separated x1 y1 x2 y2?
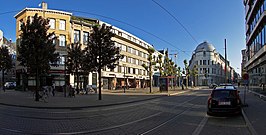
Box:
0 89 252 135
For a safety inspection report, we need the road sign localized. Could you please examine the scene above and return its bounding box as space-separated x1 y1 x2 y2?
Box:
243 73 249 80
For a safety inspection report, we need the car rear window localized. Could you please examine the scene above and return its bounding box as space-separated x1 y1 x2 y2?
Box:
212 90 237 98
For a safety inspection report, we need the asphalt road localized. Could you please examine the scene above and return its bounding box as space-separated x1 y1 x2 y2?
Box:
0 89 251 135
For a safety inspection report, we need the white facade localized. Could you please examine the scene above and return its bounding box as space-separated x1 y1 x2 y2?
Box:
189 41 230 86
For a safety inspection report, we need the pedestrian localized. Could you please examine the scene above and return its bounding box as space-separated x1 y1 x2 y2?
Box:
52 82 55 96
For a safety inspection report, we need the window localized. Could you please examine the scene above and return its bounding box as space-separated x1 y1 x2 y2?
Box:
136 59 139 65
127 47 132 53
83 32 89 45
133 68 136 74
208 60 210 65
74 30 80 43
59 20 66 30
139 51 142 57
127 35 131 40
121 44 126 51
118 66 122 73
132 48 136 55
122 56 126 62
49 18 55 29
59 56 65 65
128 67 131 74
203 51 206 57
127 57 131 63
59 35 66 46
200 60 202 65
203 60 206 65
118 31 122 36
132 58 136 64
139 69 142 75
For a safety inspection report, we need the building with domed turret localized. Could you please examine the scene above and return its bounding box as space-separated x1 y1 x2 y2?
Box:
189 41 232 86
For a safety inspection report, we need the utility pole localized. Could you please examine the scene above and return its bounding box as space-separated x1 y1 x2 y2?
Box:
224 39 227 83
170 50 178 89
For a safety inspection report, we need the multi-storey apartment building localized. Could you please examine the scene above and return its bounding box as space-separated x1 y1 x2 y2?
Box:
241 49 247 75
14 2 155 90
15 2 72 89
189 41 231 86
243 0 266 85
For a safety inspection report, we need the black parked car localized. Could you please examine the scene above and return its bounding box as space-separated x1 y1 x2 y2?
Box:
207 86 242 116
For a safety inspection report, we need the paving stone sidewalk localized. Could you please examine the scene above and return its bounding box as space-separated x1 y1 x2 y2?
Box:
0 87 198 109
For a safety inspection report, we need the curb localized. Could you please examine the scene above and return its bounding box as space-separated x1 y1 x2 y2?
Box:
241 109 258 135
0 95 164 110
248 90 266 101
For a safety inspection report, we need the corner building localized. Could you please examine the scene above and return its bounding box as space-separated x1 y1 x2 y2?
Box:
243 0 266 85
15 2 155 90
189 41 231 86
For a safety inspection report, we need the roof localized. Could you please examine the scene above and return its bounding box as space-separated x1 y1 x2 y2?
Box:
195 41 216 53
14 8 72 18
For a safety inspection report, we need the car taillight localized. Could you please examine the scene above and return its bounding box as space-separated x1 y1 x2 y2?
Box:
208 96 212 106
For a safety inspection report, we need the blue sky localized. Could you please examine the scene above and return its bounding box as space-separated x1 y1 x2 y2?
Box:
0 0 245 73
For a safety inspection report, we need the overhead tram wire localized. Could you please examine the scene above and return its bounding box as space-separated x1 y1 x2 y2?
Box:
151 0 199 44
57 9 190 56
0 10 20 16
0 9 190 56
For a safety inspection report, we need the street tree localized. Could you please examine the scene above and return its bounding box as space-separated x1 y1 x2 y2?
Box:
66 43 86 93
0 46 12 92
177 66 181 87
142 47 156 93
190 65 198 87
17 13 59 101
182 59 190 89
156 54 164 77
83 23 123 100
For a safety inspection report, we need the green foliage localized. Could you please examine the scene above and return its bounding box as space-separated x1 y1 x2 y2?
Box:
156 54 164 76
66 43 86 90
17 13 59 101
66 43 85 75
0 46 12 71
142 47 156 93
183 59 190 89
84 23 122 71
83 23 123 100
17 13 59 75
0 46 12 91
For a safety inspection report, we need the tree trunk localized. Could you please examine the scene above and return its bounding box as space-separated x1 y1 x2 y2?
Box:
149 74 152 93
2 70 5 92
98 68 102 100
35 68 40 101
186 76 188 89
76 72 80 94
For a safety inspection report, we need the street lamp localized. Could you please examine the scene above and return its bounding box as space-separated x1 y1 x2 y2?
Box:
123 64 126 93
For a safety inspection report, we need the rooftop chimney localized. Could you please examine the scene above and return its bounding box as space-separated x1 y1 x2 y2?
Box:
42 2 47 10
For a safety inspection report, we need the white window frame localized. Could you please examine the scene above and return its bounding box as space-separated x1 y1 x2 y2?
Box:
59 35 66 47
49 18 55 29
59 19 66 30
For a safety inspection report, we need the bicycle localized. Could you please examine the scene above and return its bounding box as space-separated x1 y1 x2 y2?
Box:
33 87 49 102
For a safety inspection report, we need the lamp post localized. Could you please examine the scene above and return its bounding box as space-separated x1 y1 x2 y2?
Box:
123 64 126 93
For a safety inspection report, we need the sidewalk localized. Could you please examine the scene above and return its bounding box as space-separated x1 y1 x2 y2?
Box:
239 86 266 135
0 87 197 109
